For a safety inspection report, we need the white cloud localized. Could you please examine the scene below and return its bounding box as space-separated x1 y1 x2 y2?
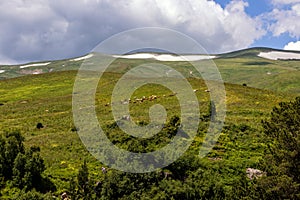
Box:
266 2 300 38
284 41 300 51
272 0 300 5
221 1 265 50
0 0 265 63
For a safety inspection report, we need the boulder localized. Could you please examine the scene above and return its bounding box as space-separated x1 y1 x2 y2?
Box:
246 168 266 180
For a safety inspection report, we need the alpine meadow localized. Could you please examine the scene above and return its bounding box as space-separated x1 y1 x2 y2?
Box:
0 47 299 199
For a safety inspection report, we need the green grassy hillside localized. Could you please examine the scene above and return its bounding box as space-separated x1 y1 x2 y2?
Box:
1 48 299 94
0 68 296 197
0 48 299 198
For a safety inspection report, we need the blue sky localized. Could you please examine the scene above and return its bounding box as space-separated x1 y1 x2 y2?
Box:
215 0 272 17
0 0 300 64
215 0 300 50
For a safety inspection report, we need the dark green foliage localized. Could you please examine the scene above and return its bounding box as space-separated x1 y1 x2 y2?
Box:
104 115 182 153
100 170 162 199
0 131 55 197
251 175 299 200
67 161 94 199
0 131 25 180
183 168 227 200
68 177 77 199
98 159 232 200
12 189 54 200
254 97 300 199
12 149 46 191
262 97 300 178
77 160 91 198
244 61 272 65
165 153 200 181
30 145 40 152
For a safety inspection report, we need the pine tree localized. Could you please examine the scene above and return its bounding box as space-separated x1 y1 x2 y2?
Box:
12 149 45 191
254 97 300 199
262 97 299 181
77 160 91 199
0 131 24 180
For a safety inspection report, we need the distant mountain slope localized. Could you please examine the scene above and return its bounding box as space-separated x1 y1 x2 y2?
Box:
0 47 299 93
217 47 300 59
216 47 271 59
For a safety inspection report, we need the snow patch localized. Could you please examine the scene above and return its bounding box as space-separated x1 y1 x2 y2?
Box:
0 70 5 73
70 54 93 61
113 53 216 61
258 51 300 60
19 62 51 69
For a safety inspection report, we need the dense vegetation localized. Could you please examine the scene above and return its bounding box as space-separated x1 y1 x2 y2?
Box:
0 131 55 198
1 96 298 199
0 52 299 199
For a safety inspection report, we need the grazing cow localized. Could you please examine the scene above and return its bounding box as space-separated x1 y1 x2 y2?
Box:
36 123 44 129
149 95 157 101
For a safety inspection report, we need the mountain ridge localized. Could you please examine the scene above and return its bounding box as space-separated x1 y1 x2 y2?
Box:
0 47 299 94
1 47 300 67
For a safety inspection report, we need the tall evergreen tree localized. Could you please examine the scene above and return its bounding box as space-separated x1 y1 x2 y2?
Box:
12 149 45 191
254 97 300 199
0 131 24 180
77 160 91 199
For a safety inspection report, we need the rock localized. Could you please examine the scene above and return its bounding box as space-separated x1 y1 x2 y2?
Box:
61 192 70 200
121 115 130 121
101 167 107 173
246 168 266 180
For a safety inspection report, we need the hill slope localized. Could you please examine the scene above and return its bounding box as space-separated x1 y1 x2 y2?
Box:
1 47 299 94
0 70 297 196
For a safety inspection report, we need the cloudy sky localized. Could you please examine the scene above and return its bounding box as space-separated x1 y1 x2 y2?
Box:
1 0 300 64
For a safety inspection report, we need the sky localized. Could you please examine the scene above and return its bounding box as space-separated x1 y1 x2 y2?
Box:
1 0 300 64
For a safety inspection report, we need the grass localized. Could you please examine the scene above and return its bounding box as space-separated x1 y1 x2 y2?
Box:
0 49 299 196
1 48 299 95
0 64 296 195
